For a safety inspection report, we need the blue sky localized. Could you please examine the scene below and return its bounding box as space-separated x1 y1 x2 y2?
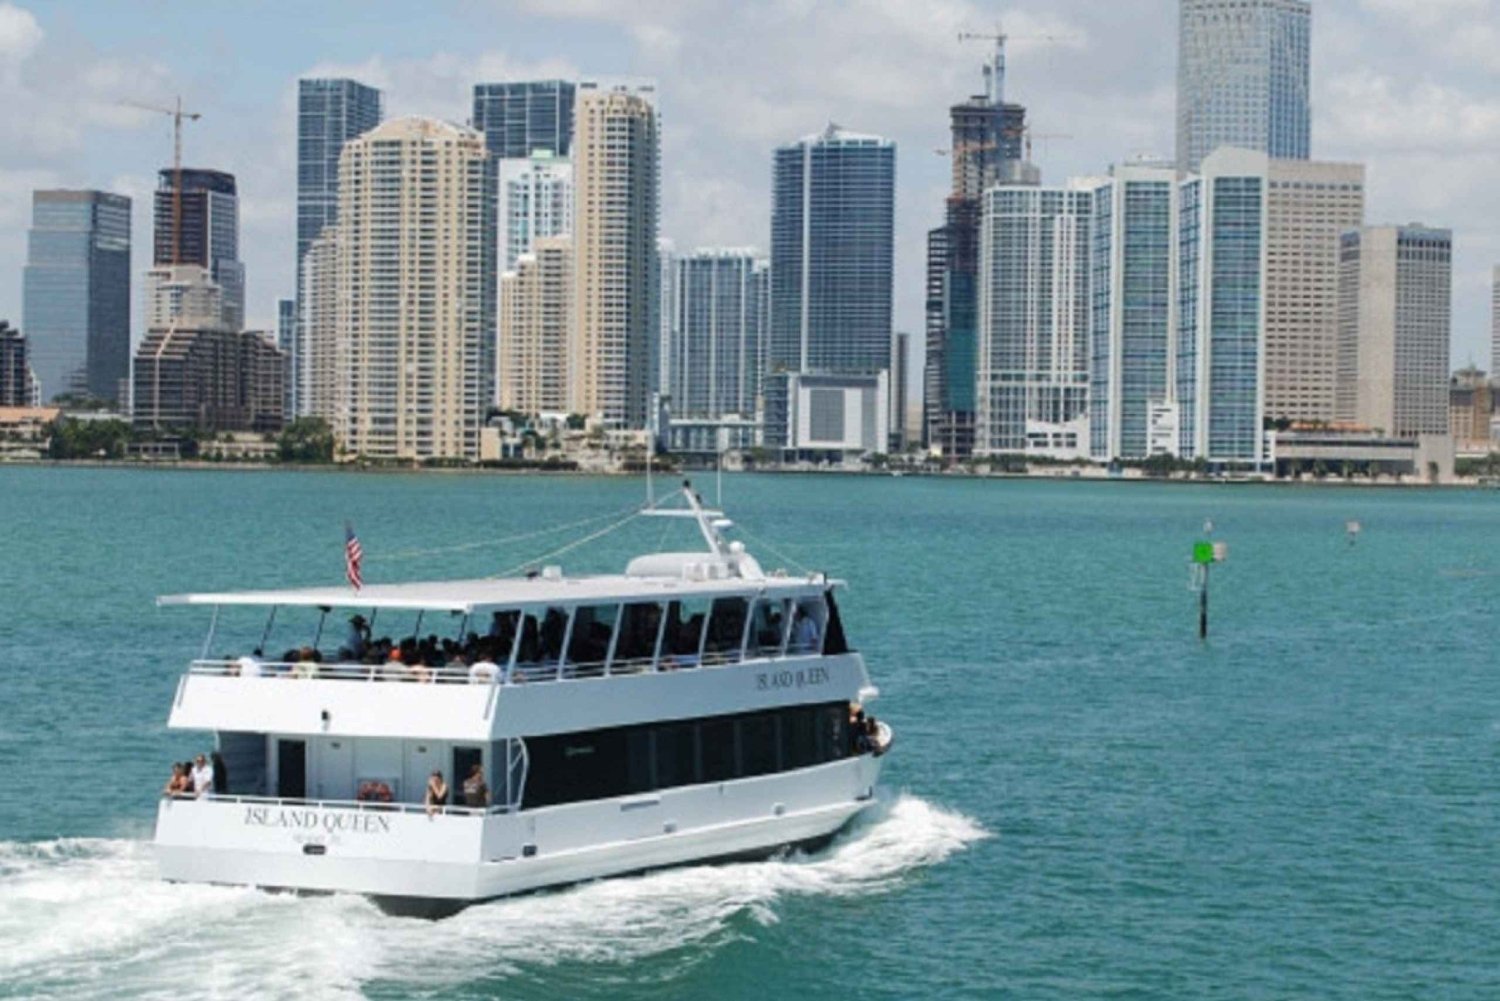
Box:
1 0 1497 372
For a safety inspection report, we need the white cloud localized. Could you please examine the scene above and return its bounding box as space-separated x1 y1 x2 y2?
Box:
0 2 41 62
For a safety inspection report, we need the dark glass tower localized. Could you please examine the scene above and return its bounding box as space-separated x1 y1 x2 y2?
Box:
769 125 895 377
295 77 382 415
154 168 244 330
472 80 576 158
924 48 1027 460
22 189 131 402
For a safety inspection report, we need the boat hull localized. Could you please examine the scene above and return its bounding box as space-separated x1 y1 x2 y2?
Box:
156 754 882 912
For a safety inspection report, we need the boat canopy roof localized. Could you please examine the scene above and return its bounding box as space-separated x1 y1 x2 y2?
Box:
158 570 840 615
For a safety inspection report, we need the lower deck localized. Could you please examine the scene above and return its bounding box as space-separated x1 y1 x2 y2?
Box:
156 752 883 902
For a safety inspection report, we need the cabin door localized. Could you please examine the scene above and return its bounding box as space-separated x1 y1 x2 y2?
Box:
317 738 355 801
276 740 306 799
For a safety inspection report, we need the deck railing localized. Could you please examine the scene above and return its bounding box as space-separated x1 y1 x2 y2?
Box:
187 642 824 687
163 791 519 817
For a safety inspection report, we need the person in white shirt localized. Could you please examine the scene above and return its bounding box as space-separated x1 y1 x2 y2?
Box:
236 653 262 678
793 606 821 653
468 656 500 684
189 754 214 797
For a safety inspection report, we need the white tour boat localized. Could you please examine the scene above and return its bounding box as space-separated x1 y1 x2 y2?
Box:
153 483 891 915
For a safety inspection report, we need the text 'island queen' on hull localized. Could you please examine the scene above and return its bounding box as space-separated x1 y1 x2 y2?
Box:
153 482 892 916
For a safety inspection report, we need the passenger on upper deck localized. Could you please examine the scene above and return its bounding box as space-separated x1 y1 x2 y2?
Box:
792 603 821 653
161 762 190 797
341 614 370 661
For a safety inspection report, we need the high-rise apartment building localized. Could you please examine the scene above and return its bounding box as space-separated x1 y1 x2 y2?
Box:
498 150 573 273
926 42 1028 459
1177 0 1311 173
296 77 382 416
337 117 496 460
1336 225 1452 438
0 321 31 407
473 80 576 159
670 249 764 420
975 182 1093 458
133 327 286 434
770 125 895 381
144 265 224 331
1262 159 1365 423
499 236 572 415
22 189 131 402
299 230 338 425
891 331 910 450
276 297 295 417
657 238 677 396
1491 265 1500 380
153 168 244 330
1089 163 1178 461
571 87 659 428
1176 148 1270 464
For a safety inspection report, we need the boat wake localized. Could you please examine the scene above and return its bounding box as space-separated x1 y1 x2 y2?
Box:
0 793 985 999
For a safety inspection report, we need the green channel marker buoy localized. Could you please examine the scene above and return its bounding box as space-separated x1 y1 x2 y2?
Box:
1190 523 1228 640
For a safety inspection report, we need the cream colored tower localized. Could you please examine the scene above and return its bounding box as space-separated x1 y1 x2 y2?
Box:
570 87 659 428
499 236 573 414
337 117 496 460
1263 159 1365 424
300 228 338 424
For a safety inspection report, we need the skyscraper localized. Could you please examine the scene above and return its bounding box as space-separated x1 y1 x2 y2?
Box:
499 236 572 415
770 125 895 379
498 150 573 272
571 87 659 428
22 189 131 402
1262 159 1365 424
1089 163 1178 462
153 168 244 330
1336 225 1452 438
0 321 30 407
300 230 338 424
276 297 295 417
472 80 576 159
1175 148 1269 464
670 249 764 420
296 78 382 415
1177 0 1311 173
926 41 1028 459
1491 265 1500 380
337 117 496 460
975 182 1093 458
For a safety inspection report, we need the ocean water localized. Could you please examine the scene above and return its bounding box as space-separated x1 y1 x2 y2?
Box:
0 467 1497 999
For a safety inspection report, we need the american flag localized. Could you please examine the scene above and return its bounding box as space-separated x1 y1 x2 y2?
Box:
344 523 364 590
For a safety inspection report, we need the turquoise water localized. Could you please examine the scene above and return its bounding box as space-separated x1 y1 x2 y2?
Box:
1 467 1498 998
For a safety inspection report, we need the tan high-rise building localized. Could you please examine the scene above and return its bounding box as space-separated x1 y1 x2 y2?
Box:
499 236 572 414
300 228 338 424
570 87 659 428
1336 224 1452 438
336 117 495 460
1263 159 1365 424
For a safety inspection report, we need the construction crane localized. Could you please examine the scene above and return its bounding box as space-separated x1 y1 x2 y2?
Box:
1023 130 1074 161
119 96 202 266
957 25 1077 106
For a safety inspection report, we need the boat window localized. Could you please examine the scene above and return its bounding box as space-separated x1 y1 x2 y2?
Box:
625 730 654 794
661 599 710 668
781 707 820 770
565 604 619 678
276 739 306 799
514 607 569 680
523 729 629 808
483 610 520 666
653 721 698 789
822 591 850 655
699 716 738 782
702 597 750 665
739 712 780 777
747 598 791 658
613 602 664 672
789 597 828 655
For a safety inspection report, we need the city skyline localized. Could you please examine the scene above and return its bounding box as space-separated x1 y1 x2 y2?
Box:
0 1 1496 377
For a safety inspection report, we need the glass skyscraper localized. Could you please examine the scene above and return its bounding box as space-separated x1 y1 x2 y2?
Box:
153 168 244 330
1177 0 1311 173
670 249 764 419
473 80 576 159
770 125 895 378
22 189 131 403
296 77 383 415
1088 165 1177 461
1176 149 1268 464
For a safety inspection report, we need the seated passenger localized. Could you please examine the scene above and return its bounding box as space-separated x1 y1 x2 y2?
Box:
161 762 191 797
236 651 263 678
291 647 319 679
468 653 499 684
425 770 449 816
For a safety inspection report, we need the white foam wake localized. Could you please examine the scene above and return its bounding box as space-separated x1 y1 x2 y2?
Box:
0 793 985 998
